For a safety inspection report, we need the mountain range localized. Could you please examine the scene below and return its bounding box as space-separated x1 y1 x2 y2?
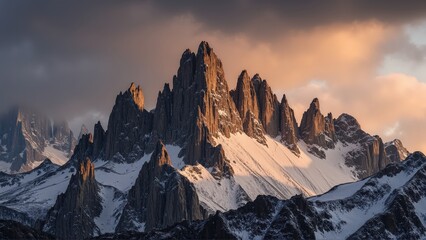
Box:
0 107 76 172
0 41 420 239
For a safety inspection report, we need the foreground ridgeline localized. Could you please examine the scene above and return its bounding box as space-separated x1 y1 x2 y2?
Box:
0 41 415 239
94 152 426 240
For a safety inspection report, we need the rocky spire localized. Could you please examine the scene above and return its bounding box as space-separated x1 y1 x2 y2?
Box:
128 82 145 110
153 83 173 141
104 83 153 162
252 74 280 137
161 41 241 175
231 70 260 119
116 141 206 232
231 70 265 144
42 157 102 239
92 121 105 159
191 41 242 137
68 133 93 167
279 95 300 154
299 98 336 158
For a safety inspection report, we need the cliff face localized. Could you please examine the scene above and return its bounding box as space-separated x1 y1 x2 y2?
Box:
105 83 153 163
0 107 76 172
279 95 300 154
252 74 281 137
43 157 102 239
299 98 337 158
230 70 265 144
334 113 391 178
385 139 410 162
116 141 206 232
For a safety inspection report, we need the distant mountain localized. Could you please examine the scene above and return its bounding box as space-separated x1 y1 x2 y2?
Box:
0 107 76 172
94 151 426 240
0 41 415 239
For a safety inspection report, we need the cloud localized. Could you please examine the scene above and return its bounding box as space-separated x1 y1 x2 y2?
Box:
150 0 426 37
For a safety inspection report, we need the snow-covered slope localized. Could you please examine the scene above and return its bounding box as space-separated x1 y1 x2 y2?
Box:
180 132 359 213
0 154 151 233
100 151 426 240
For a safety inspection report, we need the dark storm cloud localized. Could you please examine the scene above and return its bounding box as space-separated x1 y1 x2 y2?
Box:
1 0 426 134
151 0 426 34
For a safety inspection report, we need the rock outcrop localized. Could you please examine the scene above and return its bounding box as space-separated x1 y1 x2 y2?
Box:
385 139 409 162
116 141 206 232
92 121 106 159
105 83 153 162
152 83 173 141
0 107 76 172
230 70 265 144
334 113 391 178
299 98 337 158
152 41 241 176
43 157 102 239
252 74 280 137
279 95 300 154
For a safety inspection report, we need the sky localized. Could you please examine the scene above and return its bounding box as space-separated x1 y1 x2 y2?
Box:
1 0 426 152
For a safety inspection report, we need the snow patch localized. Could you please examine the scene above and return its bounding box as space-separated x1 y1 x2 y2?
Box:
42 145 69 166
94 185 125 234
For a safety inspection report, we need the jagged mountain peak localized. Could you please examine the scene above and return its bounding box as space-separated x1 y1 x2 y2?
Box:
336 113 361 130
197 41 213 55
309 97 321 112
299 97 337 156
252 73 262 83
385 138 410 162
127 82 145 110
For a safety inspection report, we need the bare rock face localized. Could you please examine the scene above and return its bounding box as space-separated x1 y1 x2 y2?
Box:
299 98 336 158
252 74 280 137
385 139 409 162
116 141 206 232
0 107 76 172
152 41 241 176
43 157 102 239
69 133 93 167
230 70 265 144
231 70 260 120
334 113 391 178
279 95 300 155
152 83 173 141
105 83 153 162
92 121 106 159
